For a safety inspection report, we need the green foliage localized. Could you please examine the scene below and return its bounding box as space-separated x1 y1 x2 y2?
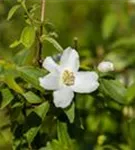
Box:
10 40 21 48
41 35 63 52
18 66 45 92
24 102 50 144
23 91 43 104
5 75 24 94
126 83 135 103
13 48 36 66
1 0 135 150
110 37 135 49
102 12 118 39
7 4 21 21
100 79 127 104
1 88 14 109
45 122 78 150
9 26 36 49
0 60 24 94
64 102 75 123
20 26 35 48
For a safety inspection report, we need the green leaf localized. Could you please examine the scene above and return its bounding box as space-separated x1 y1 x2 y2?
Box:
126 83 135 103
7 4 20 20
33 101 50 120
9 40 21 48
23 91 43 104
100 79 127 104
45 139 78 150
5 75 24 94
24 102 49 143
0 61 24 94
13 48 36 66
45 140 62 150
44 122 78 150
1 88 14 109
57 121 71 146
17 66 46 92
129 119 135 149
41 35 63 52
102 13 118 39
0 130 12 149
20 26 35 48
64 102 75 123
110 37 135 49
25 126 40 144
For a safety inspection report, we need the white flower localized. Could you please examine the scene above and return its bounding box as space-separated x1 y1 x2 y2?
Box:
39 47 99 108
97 61 114 73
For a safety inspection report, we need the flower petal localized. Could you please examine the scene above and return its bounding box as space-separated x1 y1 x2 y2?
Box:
60 47 79 72
39 73 60 90
53 88 74 108
72 71 99 93
42 57 59 73
97 61 114 72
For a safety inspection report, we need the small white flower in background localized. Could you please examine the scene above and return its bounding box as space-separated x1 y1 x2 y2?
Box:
39 47 99 108
97 61 114 73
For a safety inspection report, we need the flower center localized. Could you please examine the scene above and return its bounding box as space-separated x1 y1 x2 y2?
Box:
62 70 75 86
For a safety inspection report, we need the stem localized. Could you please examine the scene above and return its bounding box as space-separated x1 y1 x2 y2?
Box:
41 0 46 23
73 37 78 51
28 144 32 150
38 0 46 67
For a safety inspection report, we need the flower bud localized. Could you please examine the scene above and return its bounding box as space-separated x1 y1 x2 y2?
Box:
97 61 114 72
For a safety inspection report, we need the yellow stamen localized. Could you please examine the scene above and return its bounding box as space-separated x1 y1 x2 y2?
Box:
62 70 75 86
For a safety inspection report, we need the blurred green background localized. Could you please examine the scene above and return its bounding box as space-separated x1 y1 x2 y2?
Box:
1 0 135 149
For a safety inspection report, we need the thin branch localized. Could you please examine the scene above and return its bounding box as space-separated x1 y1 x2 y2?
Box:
38 0 46 67
41 0 46 23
